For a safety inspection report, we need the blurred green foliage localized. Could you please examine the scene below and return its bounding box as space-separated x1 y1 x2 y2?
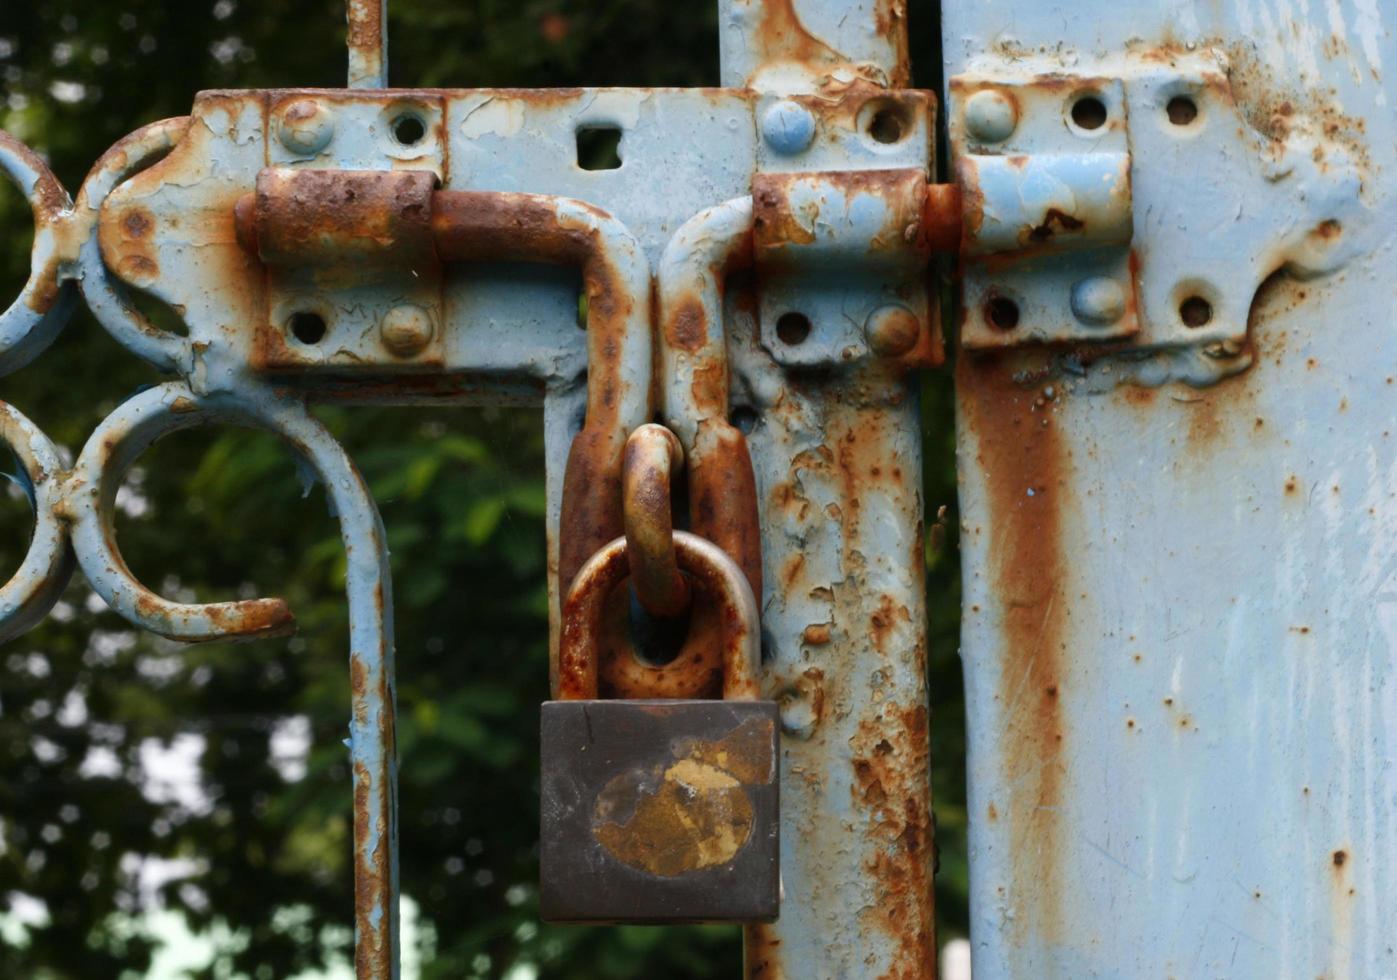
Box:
0 2 964 977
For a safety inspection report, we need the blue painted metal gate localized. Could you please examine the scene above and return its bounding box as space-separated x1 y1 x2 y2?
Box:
2 0 1393 976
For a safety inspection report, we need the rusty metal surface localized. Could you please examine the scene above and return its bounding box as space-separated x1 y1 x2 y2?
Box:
752 167 942 371
540 698 781 923
622 424 692 619
0 402 74 642
558 532 762 704
241 168 438 269
719 0 912 91
0 0 947 973
731 346 938 977
657 197 764 600
346 0 388 89
0 130 77 374
543 527 777 923
945 3 1395 978
948 51 1365 366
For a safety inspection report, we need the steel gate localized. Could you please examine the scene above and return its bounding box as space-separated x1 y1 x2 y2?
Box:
1 0 1393 977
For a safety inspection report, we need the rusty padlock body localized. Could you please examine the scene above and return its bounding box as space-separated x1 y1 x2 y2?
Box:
540 531 779 924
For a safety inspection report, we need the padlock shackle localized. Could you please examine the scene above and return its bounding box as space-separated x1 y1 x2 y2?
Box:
557 531 761 703
622 423 691 619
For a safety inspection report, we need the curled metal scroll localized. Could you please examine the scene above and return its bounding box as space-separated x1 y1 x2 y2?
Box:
0 131 78 375
73 117 193 375
0 401 75 642
63 380 399 974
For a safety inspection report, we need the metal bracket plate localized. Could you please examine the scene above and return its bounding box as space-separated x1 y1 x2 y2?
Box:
949 49 1367 386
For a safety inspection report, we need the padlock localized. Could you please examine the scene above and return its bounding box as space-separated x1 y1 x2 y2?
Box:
540 531 780 924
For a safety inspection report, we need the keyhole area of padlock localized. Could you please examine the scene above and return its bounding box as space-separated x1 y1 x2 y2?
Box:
597 576 726 699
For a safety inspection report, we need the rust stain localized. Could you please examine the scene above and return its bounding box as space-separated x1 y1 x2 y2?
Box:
958 351 1070 946
352 757 391 978
782 553 807 590
346 0 385 62
689 419 763 600
1184 393 1224 449
593 762 754 875
870 593 911 654
667 294 707 353
802 622 832 646
752 0 847 80
924 183 963 255
680 715 776 784
850 702 935 978
592 717 772 877
1023 207 1085 245
433 190 642 595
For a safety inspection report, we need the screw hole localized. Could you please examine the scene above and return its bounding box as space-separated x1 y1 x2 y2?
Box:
576 126 623 171
776 312 812 345
392 113 427 146
1166 96 1198 126
1070 95 1108 131
985 297 1020 331
868 107 905 144
1179 296 1212 327
288 311 327 345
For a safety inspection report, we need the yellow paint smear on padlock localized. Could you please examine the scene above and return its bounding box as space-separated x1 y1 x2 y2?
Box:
592 754 755 877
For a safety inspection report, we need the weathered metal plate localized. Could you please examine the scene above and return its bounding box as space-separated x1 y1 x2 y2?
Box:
945 2 1397 978
539 699 780 923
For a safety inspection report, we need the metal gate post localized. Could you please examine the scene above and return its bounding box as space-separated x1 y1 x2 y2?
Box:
941 3 1394 977
717 7 940 973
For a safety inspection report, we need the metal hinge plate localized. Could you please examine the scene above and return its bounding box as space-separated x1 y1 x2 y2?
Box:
948 48 1367 387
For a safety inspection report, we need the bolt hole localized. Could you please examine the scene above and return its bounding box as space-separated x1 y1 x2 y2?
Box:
288 311 327 345
576 126 623 171
1179 296 1212 327
868 107 905 144
776 312 812 345
985 296 1020 331
1166 96 1199 126
730 405 759 434
1070 95 1108 131
392 113 427 146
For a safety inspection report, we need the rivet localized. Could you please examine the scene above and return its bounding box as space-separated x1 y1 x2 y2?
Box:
762 100 816 156
964 89 1018 143
778 689 819 740
865 304 921 357
379 304 435 357
277 100 335 156
1070 277 1126 326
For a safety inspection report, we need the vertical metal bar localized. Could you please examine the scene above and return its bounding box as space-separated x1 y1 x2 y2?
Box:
62 384 401 978
346 0 388 89
738 364 936 977
714 1 934 974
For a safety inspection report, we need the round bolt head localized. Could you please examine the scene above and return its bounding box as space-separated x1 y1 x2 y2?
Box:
865 304 922 357
762 100 817 156
380 304 435 357
277 100 335 156
964 89 1018 143
1070 276 1127 326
